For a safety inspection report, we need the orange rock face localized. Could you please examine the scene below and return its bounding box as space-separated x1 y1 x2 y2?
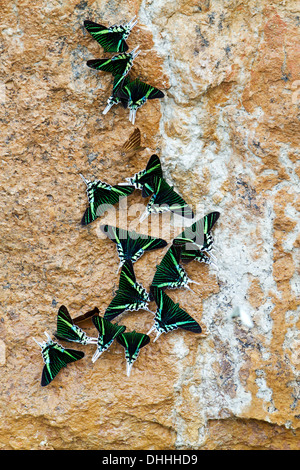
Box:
0 0 299 450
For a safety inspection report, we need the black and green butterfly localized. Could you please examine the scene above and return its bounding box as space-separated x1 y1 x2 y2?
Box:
84 16 137 53
91 315 126 363
100 224 168 272
140 176 194 222
150 245 200 293
80 174 135 226
172 211 220 252
54 305 97 345
102 74 131 115
148 287 202 342
116 78 164 124
33 332 85 387
104 260 153 321
116 330 150 376
87 46 140 90
123 154 163 197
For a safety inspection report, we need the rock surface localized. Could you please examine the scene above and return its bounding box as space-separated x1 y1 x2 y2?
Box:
0 0 299 450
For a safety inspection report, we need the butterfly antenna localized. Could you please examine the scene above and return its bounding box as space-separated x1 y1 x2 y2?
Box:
131 45 141 59
44 331 52 342
32 337 43 348
144 307 156 315
185 285 197 295
210 261 219 271
209 252 218 262
188 279 201 286
126 16 137 29
79 173 89 186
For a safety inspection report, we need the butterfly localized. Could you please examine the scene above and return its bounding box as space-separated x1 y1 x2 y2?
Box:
84 16 137 53
116 330 150 376
121 127 145 156
100 224 168 272
150 245 200 293
123 154 163 197
139 176 194 222
80 174 135 226
172 211 220 252
72 307 100 326
87 46 140 90
91 315 126 363
103 74 131 115
116 78 164 124
33 332 85 387
54 305 97 345
104 260 154 321
148 287 202 342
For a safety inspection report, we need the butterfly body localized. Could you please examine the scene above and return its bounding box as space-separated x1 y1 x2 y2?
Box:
148 287 202 341
80 174 135 225
116 330 150 376
34 332 85 387
54 305 97 345
103 74 131 115
84 17 137 53
104 260 152 321
91 316 126 362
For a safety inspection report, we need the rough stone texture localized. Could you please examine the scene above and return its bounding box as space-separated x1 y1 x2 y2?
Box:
0 0 299 450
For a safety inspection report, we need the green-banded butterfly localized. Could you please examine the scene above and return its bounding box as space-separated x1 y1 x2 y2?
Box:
33 332 85 387
148 287 202 341
172 211 220 252
104 260 153 321
100 224 167 272
80 174 135 226
91 315 126 363
54 305 97 345
116 78 164 124
150 245 200 293
140 176 194 222
116 330 150 376
84 16 137 53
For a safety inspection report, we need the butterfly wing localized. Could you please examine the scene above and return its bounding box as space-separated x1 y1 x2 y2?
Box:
173 211 220 249
87 53 132 76
148 177 194 219
139 154 163 197
151 245 185 290
54 305 80 342
104 261 149 321
151 287 202 333
84 20 129 53
81 183 134 226
41 344 84 387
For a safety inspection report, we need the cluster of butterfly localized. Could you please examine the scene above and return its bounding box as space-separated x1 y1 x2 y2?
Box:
34 151 220 385
83 16 165 123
